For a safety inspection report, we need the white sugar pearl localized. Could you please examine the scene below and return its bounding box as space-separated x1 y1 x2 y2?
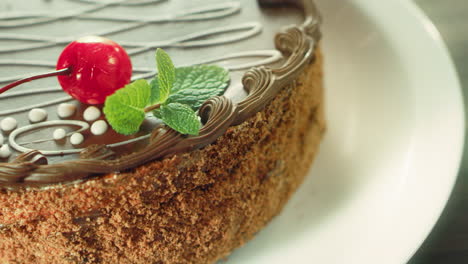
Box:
1 117 17 132
91 120 108 136
28 108 48 123
0 144 11 159
83 106 101 122
57 103 76 118
0 134 3 146
53 128 67 141
70 133 84 146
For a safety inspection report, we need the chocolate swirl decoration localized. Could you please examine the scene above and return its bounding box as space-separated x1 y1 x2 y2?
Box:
0 0 322 189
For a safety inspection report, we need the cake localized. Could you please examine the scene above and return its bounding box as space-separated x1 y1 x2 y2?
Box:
0 0 324 263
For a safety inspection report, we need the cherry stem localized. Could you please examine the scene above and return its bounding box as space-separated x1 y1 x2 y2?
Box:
144 104 161 113
0 67 72 95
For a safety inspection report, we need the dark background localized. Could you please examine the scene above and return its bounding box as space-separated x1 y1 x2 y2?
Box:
410 0 468 263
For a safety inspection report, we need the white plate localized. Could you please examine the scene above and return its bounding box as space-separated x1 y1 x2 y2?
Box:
226 0 464 263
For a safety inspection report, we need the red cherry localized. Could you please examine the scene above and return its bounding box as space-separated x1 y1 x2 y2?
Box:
56 36 132 104
0 36 132 105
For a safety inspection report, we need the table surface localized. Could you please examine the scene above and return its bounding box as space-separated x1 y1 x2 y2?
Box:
409 0 468 263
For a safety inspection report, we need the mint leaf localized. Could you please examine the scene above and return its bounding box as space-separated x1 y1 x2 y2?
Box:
149 78 161 104
103 79 150 135
155 48 175 104
152 65 229 110
160 103 200 135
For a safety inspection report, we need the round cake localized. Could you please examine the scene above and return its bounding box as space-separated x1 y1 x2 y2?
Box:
0 0 324 263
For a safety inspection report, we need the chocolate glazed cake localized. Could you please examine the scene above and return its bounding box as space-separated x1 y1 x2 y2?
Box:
0 0 324 263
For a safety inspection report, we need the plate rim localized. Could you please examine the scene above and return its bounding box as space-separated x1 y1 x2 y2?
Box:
395 0 465 262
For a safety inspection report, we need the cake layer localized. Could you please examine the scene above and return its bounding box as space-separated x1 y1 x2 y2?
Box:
0 48 324 264
0 1 324 262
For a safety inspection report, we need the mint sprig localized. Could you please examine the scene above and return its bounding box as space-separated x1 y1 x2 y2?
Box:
103 48 229 136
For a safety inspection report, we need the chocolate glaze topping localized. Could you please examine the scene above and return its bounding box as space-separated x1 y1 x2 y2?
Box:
0 0 321 189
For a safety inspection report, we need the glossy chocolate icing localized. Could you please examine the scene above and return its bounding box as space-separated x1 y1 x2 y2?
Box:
0 0 321 189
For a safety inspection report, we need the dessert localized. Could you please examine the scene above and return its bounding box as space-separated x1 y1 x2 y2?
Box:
0 0 324 263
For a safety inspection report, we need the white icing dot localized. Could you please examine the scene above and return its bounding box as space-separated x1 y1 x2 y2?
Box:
1 117 18 132
28 108 48 123
0 144 11 159
57 103 77 118
53 128 67 141
83 106 101 122
91 120 108 136
70 133 84 146
0 134 3 146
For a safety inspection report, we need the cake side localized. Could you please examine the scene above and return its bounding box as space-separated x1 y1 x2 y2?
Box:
0 47 324 264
